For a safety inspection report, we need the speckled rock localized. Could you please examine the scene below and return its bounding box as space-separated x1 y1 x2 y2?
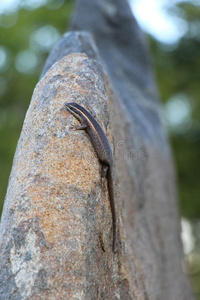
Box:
71 0 195 299
0 53 123 299
40 31 100 79
0 0 195 299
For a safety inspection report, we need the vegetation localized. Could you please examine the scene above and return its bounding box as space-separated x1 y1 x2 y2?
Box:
0 0 73 213
0 0 199 297
150 3 200 297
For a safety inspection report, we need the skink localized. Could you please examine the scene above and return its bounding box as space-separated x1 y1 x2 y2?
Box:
65 102 116 252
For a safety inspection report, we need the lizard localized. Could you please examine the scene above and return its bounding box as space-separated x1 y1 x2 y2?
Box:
65 102 116 252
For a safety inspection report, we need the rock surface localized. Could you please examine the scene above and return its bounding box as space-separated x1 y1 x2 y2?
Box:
40 31 100 79
0 53 122 299
71 1 195 298
0 0 195 299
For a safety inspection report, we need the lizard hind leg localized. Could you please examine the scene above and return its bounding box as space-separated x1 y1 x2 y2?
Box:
101 164 108 179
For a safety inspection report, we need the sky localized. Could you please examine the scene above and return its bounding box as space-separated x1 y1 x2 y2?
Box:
0 0 197 128
0 0 198 44
0 0 195 127
0 0 198 255
130 0 188 44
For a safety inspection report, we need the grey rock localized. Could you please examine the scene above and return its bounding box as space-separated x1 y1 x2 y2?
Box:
0 0 195 299
40 31 99 78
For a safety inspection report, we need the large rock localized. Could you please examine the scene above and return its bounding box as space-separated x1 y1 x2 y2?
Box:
0 0 195 299
0 53 120 299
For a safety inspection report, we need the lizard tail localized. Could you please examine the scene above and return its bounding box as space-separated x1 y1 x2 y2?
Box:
107 167 116 253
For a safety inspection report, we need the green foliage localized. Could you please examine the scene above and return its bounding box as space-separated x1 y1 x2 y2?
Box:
172 135 200 217
149 2 200 220
0 0 73 213
0 1 200 295
149 2 200 296
0 1 199 219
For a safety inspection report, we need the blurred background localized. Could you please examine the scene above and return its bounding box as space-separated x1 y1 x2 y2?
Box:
0 0 199 297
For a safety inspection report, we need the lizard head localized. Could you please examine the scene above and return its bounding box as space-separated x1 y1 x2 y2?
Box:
65 102 84 121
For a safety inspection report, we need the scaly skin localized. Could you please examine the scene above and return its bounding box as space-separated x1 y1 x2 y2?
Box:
65 102 116 252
